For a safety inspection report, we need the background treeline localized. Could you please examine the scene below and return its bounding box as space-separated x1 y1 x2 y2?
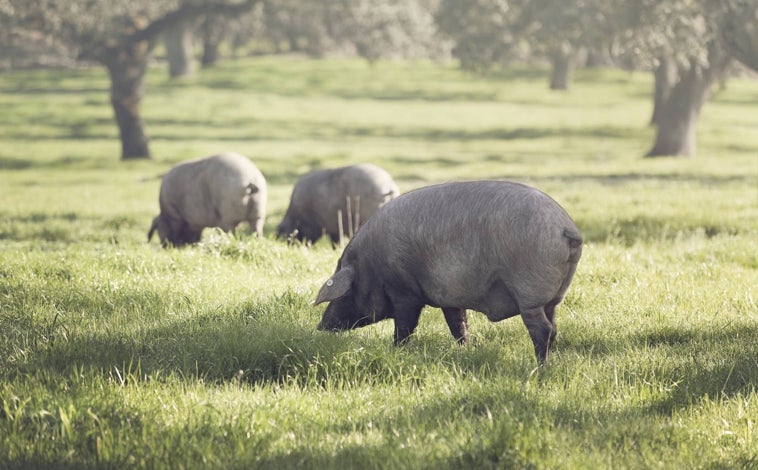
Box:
1 0 757 160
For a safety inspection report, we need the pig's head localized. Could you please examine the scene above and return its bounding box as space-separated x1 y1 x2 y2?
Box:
277 215 322 244
175 226 202 246
315 265 376 331
148 215 171 246
275 216 297 240
148 214 201 248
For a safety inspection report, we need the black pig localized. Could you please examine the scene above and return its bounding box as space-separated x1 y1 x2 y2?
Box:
276 164 399 244
315 180 582 364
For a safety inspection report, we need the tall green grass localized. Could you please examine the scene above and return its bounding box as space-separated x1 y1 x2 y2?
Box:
1 56 756 469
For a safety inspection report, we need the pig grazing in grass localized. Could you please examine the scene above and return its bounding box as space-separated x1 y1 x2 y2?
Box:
315 180 583 364
148 152 267 247
276 164 400 244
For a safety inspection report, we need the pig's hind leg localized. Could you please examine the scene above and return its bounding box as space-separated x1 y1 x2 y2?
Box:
520 305 555 364
544 300 560 345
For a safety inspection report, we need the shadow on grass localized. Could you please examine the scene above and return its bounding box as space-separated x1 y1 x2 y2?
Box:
559 322 758 401
258 320 758 468
575 213 747 245
0 157 35 170
16 283 755 396
148 121 644 146
0 86 107 96
534 172 755 186
0 112 117 142
636 325 758 408
0 154 124 171
195 74 503 103
5 281 756 468
0 212 144 244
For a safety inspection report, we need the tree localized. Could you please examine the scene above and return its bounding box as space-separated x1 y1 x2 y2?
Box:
163 18 196 78
717 0 758 71
0 0 17 68
259 0 339 56
435 0 527 72
650 57 678 126
0 0 77 69
253 0 448 61
645 44 731 157
200 14 228 67
614 0 757 157
330 0 449 63
519 0 618 90
436 0 617 90
12 0 260 160
437 0 756 157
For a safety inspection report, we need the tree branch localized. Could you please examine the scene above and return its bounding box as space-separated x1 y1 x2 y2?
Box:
720 3 758 71
130 0 262 46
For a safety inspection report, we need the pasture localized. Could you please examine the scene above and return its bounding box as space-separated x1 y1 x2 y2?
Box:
1 56 757 469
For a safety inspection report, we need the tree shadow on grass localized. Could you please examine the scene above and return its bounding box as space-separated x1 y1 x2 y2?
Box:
140 117 643 143
250 320 758 468
340 124 644 141
0 156 35 170
559 322 758 402
17 287 529 391
19 283 756 400
196 73 503 103
575 213 746 245
0 153 123 171
534 172 755 187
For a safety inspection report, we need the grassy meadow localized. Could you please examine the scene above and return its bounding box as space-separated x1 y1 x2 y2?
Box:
1 56 757 469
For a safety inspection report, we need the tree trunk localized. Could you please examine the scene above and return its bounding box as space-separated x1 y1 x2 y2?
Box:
164 19 195 78
650 57 677 126
201 38 220 68
1 17 15 69
585 47 614 68
104 41 151 160
549 44 573 90
200 15 224 68
646 49 732 158
645 69 703 157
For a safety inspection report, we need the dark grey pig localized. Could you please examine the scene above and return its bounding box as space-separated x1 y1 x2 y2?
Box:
148 152 267 247
315 180 582 364
276 164 400 244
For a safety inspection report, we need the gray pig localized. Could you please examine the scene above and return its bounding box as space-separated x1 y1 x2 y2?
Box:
315 180 582 364
276 164 400 244
148 152 267 247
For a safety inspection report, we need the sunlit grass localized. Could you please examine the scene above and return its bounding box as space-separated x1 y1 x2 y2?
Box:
0 56 757 469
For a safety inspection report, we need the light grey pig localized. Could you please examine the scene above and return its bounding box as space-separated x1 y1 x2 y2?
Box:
276 163 399 244
148 152 267 247
315 180 582 364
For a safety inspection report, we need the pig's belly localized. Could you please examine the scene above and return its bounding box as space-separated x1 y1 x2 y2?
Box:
429 281 521 321
475 285 521 321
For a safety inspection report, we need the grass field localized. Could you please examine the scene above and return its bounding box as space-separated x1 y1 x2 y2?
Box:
1 56 757 469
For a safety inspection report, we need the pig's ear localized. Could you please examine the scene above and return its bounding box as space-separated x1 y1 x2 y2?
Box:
314 266 355 305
